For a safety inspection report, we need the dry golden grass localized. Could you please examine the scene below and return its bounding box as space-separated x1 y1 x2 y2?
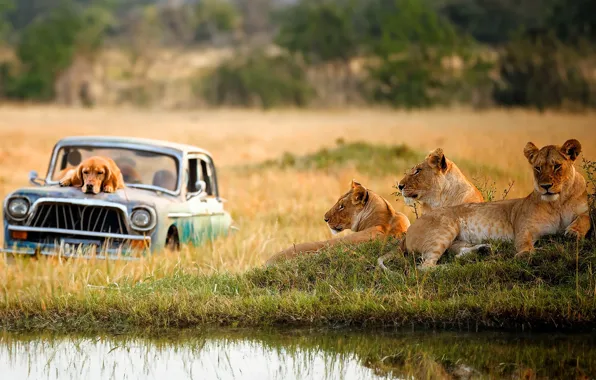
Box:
1 106 595 302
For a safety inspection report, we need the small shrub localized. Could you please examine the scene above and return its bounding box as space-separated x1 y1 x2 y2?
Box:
200 51 314 109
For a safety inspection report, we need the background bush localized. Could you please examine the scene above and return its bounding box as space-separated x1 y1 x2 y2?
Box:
200 51 313 109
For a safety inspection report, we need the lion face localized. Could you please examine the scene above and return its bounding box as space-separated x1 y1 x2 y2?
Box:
524 139 581 202
398 148 448 205
324 180 368 234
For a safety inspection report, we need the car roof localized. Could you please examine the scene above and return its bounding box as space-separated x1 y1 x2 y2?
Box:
56 136 213 157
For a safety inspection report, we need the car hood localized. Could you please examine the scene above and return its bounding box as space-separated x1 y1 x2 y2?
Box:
6 186 180 210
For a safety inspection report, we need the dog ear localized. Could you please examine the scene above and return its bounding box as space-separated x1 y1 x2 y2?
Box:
524 142 539 163
561 139 582 161
351 179 368 204
427 148 448 172
102 159 124 191
71 165 84 187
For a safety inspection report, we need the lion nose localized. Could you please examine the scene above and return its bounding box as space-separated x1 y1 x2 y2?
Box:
324 217 329 223
541 183 553 191
398 184 405 191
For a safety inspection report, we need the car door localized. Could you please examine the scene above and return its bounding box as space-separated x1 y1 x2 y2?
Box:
197 155 229 240
177 155 213 247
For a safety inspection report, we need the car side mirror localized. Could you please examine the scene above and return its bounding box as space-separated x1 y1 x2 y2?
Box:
29 170 45 186
186 180 207 201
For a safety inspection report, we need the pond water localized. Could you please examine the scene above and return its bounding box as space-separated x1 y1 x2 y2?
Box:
1 328 595 380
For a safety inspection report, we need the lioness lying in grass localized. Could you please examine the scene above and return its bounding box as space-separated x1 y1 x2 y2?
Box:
266 180 410 265
403 139 591 269
398 148 484 214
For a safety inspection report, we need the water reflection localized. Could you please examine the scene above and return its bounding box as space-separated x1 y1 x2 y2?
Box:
1 329 595 379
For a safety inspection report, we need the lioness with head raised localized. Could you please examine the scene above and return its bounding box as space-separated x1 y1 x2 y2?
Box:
404 139 591 269
398 148 484 214
266 180 410 265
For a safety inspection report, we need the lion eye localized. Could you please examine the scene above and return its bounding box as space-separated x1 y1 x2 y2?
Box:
534 166 541 173
338 205 344 211
414 168 421 175
554 164 561 171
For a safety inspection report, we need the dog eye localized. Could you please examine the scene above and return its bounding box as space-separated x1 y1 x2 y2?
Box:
98 171 104 175
554 164 561 171
534 166 541 173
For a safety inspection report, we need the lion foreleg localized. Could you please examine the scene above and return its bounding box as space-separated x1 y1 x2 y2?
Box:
565 213 591 240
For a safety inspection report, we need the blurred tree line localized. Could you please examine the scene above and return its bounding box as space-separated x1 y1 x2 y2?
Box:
0 0 594 109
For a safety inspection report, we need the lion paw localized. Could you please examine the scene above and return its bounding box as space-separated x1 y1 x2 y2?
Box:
565 225 584 240
514 250 532 260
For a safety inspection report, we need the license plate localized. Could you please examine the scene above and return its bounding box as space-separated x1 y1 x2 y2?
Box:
59 239 100 257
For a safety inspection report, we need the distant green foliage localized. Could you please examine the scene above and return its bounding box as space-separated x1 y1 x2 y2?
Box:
2 0 110 101
200 51 313 109
494 31 596 111
362 0 474 108
194 0 240 42
275 0 359 64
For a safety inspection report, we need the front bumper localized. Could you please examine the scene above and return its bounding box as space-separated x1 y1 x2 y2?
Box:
3 226 151 260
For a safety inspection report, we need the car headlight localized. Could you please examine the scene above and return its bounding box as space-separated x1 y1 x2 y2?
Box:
131 208 154 231
7 198 30 220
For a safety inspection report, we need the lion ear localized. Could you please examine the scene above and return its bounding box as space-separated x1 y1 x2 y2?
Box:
561 139 582 161
427 148 447 172
524 142 539 163
351 180 367 204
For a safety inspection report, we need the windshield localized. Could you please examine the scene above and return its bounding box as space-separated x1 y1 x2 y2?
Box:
51 146 179 192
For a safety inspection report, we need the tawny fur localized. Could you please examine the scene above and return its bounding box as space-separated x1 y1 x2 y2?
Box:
398 148 484 214
59 156 125 194
266 180 410 265
404 139 591 269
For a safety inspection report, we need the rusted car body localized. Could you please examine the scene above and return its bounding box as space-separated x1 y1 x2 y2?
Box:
2 136 234 259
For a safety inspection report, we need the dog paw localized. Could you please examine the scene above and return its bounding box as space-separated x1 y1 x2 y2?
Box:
103 185 114 193
59 179 70 187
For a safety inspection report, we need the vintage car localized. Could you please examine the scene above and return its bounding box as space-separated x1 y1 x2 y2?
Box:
2 136 234 259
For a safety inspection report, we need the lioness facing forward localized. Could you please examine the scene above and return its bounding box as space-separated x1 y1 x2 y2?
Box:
404 139 591 269
266 180 410 265
398 148 484 214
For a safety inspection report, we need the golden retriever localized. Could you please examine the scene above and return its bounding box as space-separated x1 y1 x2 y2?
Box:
59 156 125 194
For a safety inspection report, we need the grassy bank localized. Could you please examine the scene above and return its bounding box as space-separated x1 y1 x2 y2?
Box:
1 110 595 334
2 234 596 333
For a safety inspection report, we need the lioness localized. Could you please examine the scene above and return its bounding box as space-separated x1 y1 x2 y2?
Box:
404 139 591 269
398 148 484 214
266 180 411 265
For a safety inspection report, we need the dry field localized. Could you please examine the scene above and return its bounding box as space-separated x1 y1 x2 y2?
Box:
0 106 595 300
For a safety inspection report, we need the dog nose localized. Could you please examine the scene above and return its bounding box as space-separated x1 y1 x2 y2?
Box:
541 183 553 191
86 184 94 190
398 184 405 191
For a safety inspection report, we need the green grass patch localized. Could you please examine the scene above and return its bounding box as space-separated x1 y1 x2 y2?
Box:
249 139 510 181
2 235 596 333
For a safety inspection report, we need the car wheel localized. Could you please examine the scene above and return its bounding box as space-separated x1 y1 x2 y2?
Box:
165 225 180 252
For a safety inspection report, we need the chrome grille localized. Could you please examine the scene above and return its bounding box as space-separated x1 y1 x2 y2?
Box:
28 203 127 234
